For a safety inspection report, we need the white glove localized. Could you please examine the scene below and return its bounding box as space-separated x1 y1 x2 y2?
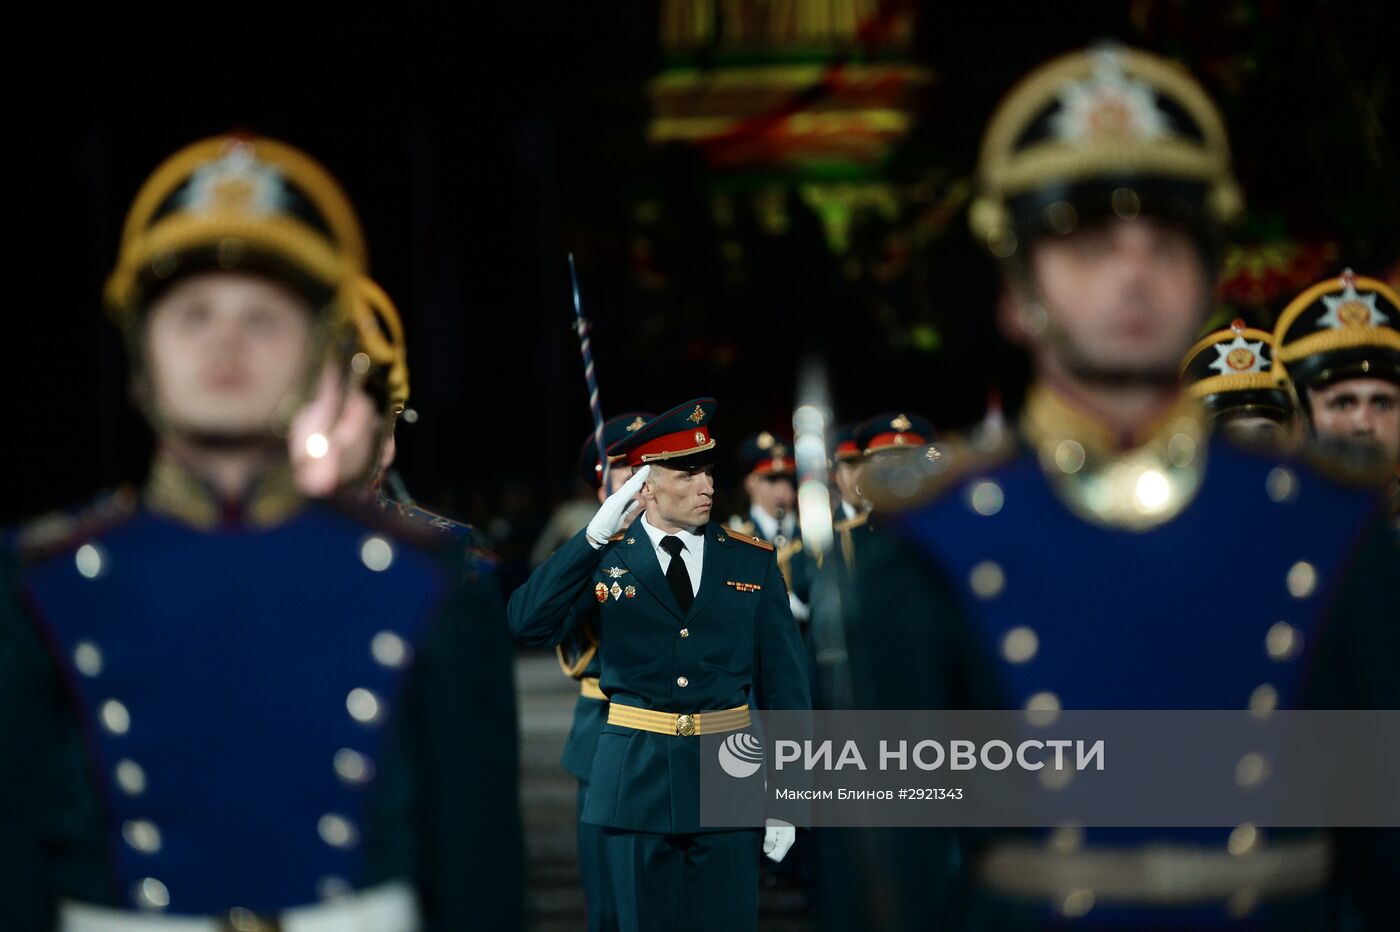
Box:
586 465 650 547
788 592 810 622
763 819 796 863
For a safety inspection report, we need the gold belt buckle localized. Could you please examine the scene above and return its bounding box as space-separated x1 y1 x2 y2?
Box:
220 908 282 932
676 713 697 737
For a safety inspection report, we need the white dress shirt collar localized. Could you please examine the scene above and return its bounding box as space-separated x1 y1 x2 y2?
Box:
640 511 704 556
750 504 794 542
639 511 705 595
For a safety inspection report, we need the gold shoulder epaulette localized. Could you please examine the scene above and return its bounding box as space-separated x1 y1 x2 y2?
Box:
725 518 757 538
863 436 1019 514
608 531 626 542
833 510 873 572
15 487 138 563
776 539 804 561
833 512 870 533
555 622 600 680
726 528 774 551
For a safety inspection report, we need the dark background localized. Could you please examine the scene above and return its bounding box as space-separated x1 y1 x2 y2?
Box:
5 1 1396 590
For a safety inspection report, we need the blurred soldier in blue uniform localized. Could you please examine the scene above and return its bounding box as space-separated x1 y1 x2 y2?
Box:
0 134 523 931
507 400 811 932
559 411 652 932
817 45 1400 930
1180 318 1296 449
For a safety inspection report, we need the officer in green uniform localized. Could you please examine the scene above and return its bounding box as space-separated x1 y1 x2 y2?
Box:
0 134 523 931
815 45 1399 930
726 432 816 633
727 431 799 547
829 423 868 523
1180 318 1296 448
507 399 811 932
770 423 871 619
828 412 936 573
560 411 652 932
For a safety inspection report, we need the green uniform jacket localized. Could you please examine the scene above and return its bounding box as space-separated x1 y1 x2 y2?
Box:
507 520 811 834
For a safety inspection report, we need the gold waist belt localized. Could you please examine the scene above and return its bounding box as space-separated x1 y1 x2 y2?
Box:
976 834 1331 907
607 703 750 737
579 677 607 701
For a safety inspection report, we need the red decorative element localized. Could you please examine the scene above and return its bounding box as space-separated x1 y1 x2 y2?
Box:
865 431 927 453
1230 318 1246 334
626 426 711 466
1226 348 1256 371
751 456 796 477
1217 242 1339 309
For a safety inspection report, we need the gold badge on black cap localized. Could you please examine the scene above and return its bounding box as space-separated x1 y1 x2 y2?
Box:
687 405 706 424
1209 320 1267 375
1318 271 1388 330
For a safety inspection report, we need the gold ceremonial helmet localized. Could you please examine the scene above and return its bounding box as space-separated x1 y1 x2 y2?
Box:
347 276 411 415
105 134 410 412
1273 268 1400 391
1180 319 1293 421
969 44 1242 257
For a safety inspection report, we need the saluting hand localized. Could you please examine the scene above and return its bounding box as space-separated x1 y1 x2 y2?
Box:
586 465 650 547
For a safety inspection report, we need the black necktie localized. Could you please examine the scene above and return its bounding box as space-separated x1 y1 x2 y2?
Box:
659 535 694 615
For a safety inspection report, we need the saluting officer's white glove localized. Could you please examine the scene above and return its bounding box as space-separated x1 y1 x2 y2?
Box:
763 818 796 863
586 465 651 548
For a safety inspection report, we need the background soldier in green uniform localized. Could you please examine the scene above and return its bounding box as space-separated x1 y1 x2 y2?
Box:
817 45 1400 930
829 424 868 522
507 399 810 932
727 431 799 547
559 411 652 932
828 412 935 572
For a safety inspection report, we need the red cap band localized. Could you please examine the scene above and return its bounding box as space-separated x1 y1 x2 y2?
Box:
865 431 926 453
629 426 715 466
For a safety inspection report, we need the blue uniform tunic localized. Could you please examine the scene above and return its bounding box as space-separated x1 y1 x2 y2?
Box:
1 466 523 930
